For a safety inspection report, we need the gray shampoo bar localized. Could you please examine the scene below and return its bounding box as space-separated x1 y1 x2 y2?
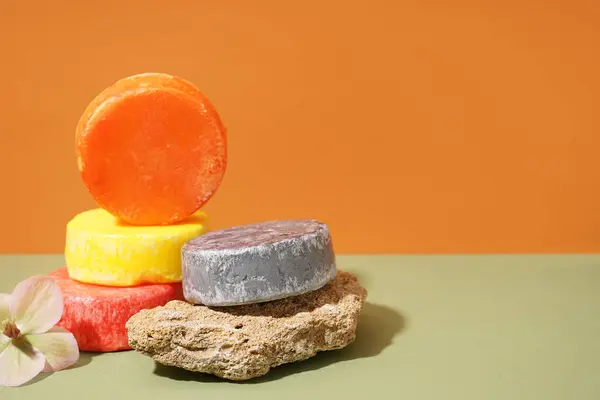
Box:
181 220 337 306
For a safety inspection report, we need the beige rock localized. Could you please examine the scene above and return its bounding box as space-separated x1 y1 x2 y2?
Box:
126 270 367 380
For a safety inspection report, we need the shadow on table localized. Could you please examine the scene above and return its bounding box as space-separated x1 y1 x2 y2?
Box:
153 301 405 383
20 350 98 387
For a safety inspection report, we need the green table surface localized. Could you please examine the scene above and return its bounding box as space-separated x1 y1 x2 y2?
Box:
1 254 599 399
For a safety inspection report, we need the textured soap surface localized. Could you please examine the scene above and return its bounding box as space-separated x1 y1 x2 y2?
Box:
126 270 367 380
49 268 183 352
75 72 227 226
65 208 208 286
181 220 337 306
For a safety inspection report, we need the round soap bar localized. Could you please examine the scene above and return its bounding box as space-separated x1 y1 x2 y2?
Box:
75 72 227 226
65 208 208 286
181 220 337 306
49 268 183 352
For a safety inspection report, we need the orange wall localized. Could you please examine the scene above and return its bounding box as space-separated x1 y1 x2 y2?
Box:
2 1 600 254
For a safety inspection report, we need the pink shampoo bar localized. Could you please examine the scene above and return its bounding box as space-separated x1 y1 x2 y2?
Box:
49 268 183 352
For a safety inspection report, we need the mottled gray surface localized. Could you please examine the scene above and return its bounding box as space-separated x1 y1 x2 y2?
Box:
181 220 337 306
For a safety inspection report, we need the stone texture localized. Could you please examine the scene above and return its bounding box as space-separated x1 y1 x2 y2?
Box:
126 270 367 380
181 220 337 306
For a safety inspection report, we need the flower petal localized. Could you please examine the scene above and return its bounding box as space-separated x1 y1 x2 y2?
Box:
0 293 10 322
0 334 10 353
26 327 79 372
10 276 63 334
0 341 46 387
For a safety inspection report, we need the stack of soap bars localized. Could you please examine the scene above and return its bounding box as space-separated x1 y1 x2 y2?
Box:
49 73 227 352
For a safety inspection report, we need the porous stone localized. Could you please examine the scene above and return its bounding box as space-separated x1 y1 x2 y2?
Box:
181 220 337 306
126 270 367 381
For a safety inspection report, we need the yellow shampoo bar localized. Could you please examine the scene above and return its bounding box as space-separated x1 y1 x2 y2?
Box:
65 208 208 286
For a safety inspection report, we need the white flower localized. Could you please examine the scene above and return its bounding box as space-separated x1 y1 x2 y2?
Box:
0 276 79 387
